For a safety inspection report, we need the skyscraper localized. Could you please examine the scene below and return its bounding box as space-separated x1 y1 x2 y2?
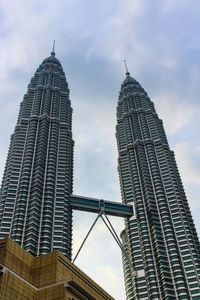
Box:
116 70 200 299
0 49 74 258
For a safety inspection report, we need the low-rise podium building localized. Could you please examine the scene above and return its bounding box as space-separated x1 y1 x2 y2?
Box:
0 238 114 300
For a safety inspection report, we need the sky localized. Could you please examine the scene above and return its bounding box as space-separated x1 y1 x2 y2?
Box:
0 0 200 299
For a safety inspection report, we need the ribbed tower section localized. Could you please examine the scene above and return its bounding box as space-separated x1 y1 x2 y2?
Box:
116 71 200 299
0 51 74 259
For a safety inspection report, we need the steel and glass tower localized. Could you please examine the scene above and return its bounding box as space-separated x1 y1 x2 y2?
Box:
117 70 200 299
0 49 74 258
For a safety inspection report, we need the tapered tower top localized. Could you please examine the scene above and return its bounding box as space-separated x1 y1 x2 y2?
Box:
121 61 138 88
42 42 61 66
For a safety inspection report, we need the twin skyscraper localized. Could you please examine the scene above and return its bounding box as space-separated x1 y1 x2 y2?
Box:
0 50 200 299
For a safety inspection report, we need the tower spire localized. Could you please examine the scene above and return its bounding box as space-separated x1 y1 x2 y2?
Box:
124 59 130 76
51 40 55 56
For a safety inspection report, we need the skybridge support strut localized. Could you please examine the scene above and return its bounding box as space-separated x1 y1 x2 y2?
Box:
73 211 103 263
72 207 136 276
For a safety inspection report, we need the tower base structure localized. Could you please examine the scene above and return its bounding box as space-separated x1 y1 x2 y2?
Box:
0 238 114 300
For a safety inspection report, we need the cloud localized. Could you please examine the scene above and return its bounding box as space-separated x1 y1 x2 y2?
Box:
173 141 200 237
97 265 121 284
155 94 195 134
173 142 200 187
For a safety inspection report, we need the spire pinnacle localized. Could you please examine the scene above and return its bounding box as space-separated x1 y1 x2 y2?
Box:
51 40 55 56
124 59 130 76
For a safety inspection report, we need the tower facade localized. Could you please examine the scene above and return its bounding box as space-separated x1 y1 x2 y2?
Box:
0 51 74 258
116 71 200 299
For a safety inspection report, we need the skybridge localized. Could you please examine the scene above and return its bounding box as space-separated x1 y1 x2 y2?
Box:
69 194 133 218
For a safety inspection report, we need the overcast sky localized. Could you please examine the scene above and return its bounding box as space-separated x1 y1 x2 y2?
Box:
0 0 200 299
